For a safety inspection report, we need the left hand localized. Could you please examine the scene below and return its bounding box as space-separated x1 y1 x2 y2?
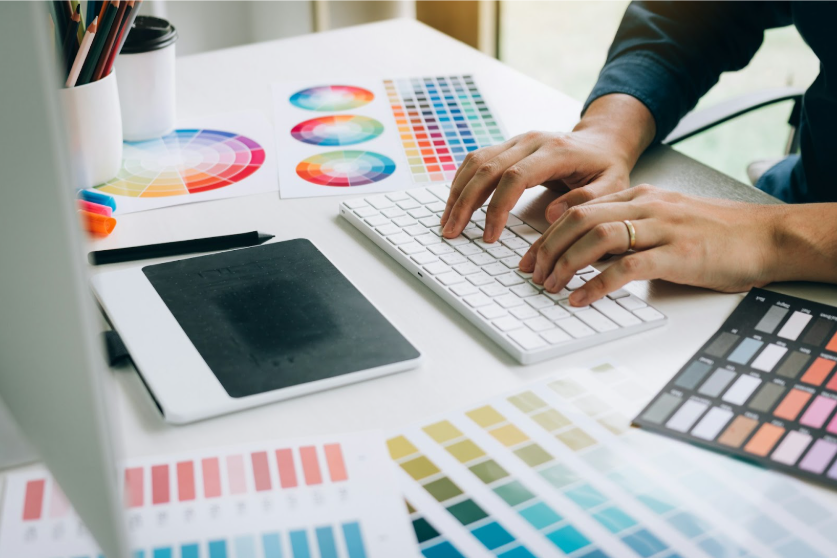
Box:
519 184 781 306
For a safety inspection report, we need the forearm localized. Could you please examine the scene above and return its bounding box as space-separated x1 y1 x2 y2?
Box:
573 93 656 170
769 203 837 284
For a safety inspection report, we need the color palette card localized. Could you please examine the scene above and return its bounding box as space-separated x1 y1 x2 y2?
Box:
86 111 278 214
0 432 419 558
635 288 837 490
272 75 506 199
390 363 837 558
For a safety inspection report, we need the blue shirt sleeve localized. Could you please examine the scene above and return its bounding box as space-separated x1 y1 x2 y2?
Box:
584 1 792 143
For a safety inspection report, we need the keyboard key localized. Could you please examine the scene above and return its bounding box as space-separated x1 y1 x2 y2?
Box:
509 224 541 243
428 244 455 255
543 288 571 301
592 299 642 327
462 228 482 240
474 239 498 249
408 189 437 204
469 253 496 266
501 237 529 250
478 304 508 320
408 207 432 219
365 215 390 227
556 317 596 339
423 262 451 275
515 248 529 257
382 207 405 218
392 216 417 227
375 224 401 236
576 310 619 332
526 296 555 309
451 283 478 297
511 284 540 298
496 293 525 308
505 215 523 227
456 244 483 256
399 243 426 255
525 317 555 332
617 296 647 311
566 276 586 291
498 230 517 241
444 235 470 246
501 256 520 269
388 233 413 246
527 280 544 292
509 329 547 350
467 272 495 286
474 221 486 230
427 185 450 200
510 306 539 320
437 272 466 286
483 263 510 276
576 265 597 275
441 253 467 265
411 252 438 265
493 317 524 332
416 234 442 246
453 263 481 276
516 269 534 279
429 226 444 236
404 224 428 236
344 199 368 209
497 273 525 286
397 199 421 210
487 246 514 259
541 329 572 345
481 283 508 297
540 305 570 321
464 294 494 308
634 307 665 322
559 299 589 313
608 288 631 300
420 216 441 227
354 207 378 218
386 191 410 201
367 196 395 209
426 201 446 213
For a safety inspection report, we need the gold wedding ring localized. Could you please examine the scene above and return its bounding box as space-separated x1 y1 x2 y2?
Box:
623 220 636 251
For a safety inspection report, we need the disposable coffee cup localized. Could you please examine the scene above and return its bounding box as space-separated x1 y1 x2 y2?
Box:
115 16 177 141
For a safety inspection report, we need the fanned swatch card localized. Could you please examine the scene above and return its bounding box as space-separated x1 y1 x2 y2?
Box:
636 288 837 489
390 363 837 558
272 75 506 199
85 111 279 214
0 432 419 558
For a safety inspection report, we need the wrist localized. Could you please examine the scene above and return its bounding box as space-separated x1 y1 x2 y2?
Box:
573 93 656 168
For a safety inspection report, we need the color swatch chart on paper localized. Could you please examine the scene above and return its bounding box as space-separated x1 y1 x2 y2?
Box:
384 75 505 183
0 433 419 558
635 288 837 489
388 365 837 558
94 129 266 198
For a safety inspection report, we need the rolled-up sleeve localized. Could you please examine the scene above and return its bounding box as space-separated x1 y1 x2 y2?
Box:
584 1 791 143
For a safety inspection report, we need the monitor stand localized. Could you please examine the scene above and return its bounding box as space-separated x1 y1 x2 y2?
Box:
0 397 37 470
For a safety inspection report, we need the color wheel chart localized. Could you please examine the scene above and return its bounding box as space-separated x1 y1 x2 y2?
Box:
291 115 385 146
388 365 837 558
94 129 265 198
296 151 396 187
0 433 419 558
385 75 505 183
290 85 375 112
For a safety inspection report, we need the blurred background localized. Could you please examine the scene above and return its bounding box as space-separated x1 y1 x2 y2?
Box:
149 0 819 185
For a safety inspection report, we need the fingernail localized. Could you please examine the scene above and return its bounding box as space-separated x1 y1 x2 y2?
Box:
544 275 558 292
570 290 588 306
483 224 496 242
519 251 534 270
443 222 455 237
547 202 568 222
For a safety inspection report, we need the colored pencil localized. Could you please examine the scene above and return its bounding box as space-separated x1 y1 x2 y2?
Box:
71 0 86 43
88 232 276 265
66 16 96 87
86 0 100 27
62 6 81 78
92 0 126 81
51 0 68 46
77 0 117 86
102 0 137 77
97 0 109 24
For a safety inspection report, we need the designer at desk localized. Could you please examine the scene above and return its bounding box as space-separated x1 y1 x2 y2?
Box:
441 0 837 305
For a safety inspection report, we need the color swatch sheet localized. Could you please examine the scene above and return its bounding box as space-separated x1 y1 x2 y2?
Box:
389 363 837 558
88 111 278 214
636 288 837 490
272 75 506 199
0 432 419 558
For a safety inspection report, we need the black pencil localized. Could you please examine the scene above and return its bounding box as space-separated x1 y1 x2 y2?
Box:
88 231 275 265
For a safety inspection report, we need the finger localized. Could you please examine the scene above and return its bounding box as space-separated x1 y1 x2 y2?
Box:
443 142 536 238
442 143 511 226
569 249 665 306
543 219 665 293
483 151 558 242
531 202 650 284
544 175 630 223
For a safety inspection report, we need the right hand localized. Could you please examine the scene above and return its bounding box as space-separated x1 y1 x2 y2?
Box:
440 130 633 243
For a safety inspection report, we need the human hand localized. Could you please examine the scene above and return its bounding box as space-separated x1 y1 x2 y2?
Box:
519 185 782 306
439 130 633 243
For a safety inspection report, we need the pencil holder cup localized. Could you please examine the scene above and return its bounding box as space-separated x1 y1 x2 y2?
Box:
115 16 178 141
59 70 123 188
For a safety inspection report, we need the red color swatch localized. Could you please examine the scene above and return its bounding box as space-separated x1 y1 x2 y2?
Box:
151 465 170 505
275 449 298 488
252 452 272 492
201 457 222 498
300 446 323 486
124 468 144 508
22 480 45 521
324 443 348 482
176 461 195 502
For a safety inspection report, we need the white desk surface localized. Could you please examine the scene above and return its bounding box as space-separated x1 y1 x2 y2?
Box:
4 17 837 515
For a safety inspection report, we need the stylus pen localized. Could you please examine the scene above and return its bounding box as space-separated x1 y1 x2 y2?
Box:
88 231 275 265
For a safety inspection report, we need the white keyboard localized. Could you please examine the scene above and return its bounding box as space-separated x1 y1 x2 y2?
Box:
339 185 666 364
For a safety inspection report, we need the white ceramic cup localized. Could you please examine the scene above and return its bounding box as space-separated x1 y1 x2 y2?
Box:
58 71 123 188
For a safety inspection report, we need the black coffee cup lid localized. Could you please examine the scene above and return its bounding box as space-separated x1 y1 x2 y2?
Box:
121 16 177 54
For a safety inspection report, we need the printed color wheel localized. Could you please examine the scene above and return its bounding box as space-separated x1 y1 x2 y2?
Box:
296 151 395 187
291 115 384 146
289 85 374 112
94 129 265 198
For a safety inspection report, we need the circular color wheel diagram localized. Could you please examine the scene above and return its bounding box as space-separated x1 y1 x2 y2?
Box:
289 85 374 112
94 129 265 198
296 151 396 187
291 115 384 146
